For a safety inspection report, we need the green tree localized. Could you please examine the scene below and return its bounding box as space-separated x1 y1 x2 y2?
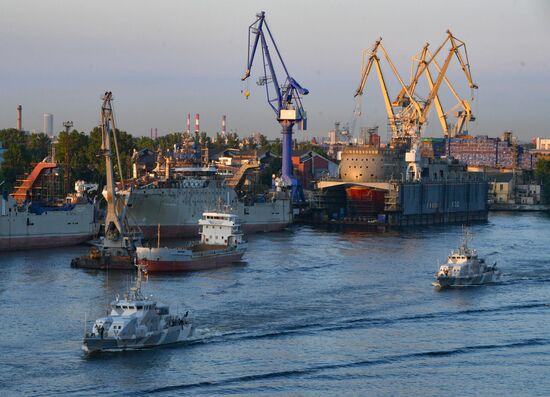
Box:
260 157 282 188
0 129 30 190
535 158 550 204
27 133 51 163
134 136 156 151
226 132 240 148
0 144 28 191
55 130 92 186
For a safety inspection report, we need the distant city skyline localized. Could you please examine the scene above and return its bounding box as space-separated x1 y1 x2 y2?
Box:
1 0 549 141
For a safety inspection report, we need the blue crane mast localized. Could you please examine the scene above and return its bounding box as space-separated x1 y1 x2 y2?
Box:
242 11 309 193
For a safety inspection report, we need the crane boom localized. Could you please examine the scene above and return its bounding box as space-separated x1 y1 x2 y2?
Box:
101 92 125 238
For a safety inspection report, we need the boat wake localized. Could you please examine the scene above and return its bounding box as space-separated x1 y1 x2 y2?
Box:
139 338 550 394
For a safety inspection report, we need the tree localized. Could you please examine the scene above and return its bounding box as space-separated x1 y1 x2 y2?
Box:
260 157 282 188
226 132 240 148
0 144 28 191
55 130 92 187
134 136 156 151
535 158 550 204
0 129 30 191
27 133 51 163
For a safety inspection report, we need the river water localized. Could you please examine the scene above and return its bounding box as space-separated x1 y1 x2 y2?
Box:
1 212 549 396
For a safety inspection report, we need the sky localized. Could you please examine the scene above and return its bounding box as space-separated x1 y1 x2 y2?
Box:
1 0 549 142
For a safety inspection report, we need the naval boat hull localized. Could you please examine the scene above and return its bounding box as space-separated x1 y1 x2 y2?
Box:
434 270 501 288
82 323 193 353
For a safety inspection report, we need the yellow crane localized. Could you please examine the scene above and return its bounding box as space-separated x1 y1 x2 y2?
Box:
354 38 423 139
398 30 478 137
353 31 478 180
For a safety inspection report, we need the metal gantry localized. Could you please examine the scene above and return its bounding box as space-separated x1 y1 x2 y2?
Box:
242 11 309 188
353 31 478 181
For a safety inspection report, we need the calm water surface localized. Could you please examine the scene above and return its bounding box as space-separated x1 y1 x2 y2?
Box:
1 212 550 396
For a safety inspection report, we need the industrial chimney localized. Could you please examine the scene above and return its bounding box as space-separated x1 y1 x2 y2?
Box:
186 113 191 134
17 105 22 131
222 115 226 136
195 113 200 135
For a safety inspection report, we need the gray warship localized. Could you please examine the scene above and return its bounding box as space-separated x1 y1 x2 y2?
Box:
125 142 292 239
82 266 193 353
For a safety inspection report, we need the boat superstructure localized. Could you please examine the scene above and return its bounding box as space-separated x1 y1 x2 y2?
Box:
82 267 193 353
136 210 247 272
434 230 500 288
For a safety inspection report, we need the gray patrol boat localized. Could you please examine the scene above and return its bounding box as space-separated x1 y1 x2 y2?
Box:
433 230 500 288
82 267 193 353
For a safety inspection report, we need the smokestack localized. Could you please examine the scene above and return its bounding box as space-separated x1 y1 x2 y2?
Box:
155 128 158 140
17 105 22 131
195 113 200 134
222 115 226 136
150 128 153 140
186 113 191 134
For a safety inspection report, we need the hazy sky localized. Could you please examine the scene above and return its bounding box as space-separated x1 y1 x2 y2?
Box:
1 0 549 141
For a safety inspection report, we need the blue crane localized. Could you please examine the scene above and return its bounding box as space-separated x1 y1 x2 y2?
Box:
242 11 309 193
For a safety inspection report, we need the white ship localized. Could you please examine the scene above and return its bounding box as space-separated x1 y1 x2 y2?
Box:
434 230 500 288
137 211 247 272
0 161 97 251
82 266 193 353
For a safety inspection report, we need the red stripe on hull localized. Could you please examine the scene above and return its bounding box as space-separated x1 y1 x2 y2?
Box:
139 223 289 239
0 234 92 252
138 252 245 272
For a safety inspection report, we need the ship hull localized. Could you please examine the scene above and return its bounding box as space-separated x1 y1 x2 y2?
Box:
82 323 193 353
1 196 97 251
0 233 92 251
434 271 501 288
138 251 245 272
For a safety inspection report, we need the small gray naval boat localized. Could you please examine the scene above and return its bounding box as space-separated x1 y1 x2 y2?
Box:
82 267 193 353
434 230 501 288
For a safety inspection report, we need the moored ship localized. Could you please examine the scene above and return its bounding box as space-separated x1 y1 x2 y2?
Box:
125 148 292 239
0 161 97 251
